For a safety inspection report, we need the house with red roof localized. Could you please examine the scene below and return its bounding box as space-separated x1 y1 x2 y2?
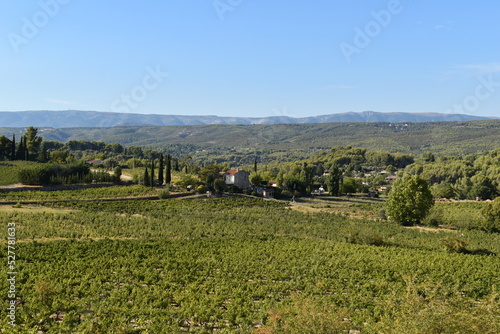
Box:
222 169 251 190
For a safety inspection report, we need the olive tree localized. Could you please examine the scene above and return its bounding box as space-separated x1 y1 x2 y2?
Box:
386 175 434 226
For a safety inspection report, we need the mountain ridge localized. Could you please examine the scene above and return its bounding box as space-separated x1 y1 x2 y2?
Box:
0 110 495 128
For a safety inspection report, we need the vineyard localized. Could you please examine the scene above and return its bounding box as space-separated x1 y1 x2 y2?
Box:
1 193 499 333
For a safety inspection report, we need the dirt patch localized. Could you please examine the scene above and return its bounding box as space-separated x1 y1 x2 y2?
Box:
0 205 76 214
406 226 456 233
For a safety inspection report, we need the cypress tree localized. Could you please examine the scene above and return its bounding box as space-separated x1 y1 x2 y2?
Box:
17 136 25 160
150 160 155 187
158 154 164 185
11 134 15 161
23 136 29 161
254 158 258 173
143 167 150 187
165 154 172 184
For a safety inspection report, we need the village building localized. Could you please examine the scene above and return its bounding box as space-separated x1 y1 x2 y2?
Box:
85 159 103 165
262 188 275 198
222 169 251 190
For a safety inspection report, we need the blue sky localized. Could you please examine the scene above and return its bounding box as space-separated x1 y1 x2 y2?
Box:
1 0 499 118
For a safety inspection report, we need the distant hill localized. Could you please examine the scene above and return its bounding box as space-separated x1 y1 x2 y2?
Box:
0 110 495 128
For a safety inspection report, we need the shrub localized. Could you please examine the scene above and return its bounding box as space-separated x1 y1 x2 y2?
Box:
378 209 387 220
346 230 384 246
18 165 54 185
423 206 444 227
158 189 170 199
440 237 468 253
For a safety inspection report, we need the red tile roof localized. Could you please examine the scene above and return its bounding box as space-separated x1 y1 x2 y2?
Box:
225 169 245 175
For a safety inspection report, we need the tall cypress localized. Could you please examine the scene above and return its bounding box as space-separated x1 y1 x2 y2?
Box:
17 136 24 160
23 136 29 161
254 158 258 173
165 154 172 184
158 154 164 185
150 160 155 187
11 134 15 161
143 167 150 187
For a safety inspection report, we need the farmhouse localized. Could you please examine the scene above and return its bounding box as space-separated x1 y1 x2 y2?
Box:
85 159 103 165
262 188 275 198
385 175 398 182
222 169 251 190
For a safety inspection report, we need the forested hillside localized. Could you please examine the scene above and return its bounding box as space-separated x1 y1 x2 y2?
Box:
1 120 500 163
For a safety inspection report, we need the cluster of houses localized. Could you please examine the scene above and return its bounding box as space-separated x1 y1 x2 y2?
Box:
84 158 398 197
222 168 398 198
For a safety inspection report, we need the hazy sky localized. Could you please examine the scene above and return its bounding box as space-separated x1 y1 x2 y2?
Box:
1 0 499 118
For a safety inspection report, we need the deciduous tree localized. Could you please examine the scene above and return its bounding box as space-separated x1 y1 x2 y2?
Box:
386 175 434 226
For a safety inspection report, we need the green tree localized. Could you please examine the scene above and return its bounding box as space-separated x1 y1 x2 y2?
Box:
0 135 11 160
199 164 222 183
214 179 227 194
341 177 359 194
165 154 172 184
250 172 263 188
469 175 496 200
431 182 455 199
50 150 68 163
25 126 43 159
17 136 26 160
483 197 500 221
324 165 342 196
150 160 155 187
113 166 122 184
300 162 315 195
10 134 16 160
158 154 164 185
38 141 49 162
143 167 150 187
386 175 434 226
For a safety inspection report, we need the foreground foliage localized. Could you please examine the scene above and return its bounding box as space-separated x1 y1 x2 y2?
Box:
0 195 499 333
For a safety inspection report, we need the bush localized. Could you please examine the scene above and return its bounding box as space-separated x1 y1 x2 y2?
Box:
440 237 468 253
346 230 384 246
379 209 387 221
483 197 500 220
423 206 444 227
158 189 170 199
196 185 207 194
480 198 500 233
18 162 95 185
18 165 54 185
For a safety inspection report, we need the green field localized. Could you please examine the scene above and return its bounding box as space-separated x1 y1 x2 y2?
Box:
1 193 499 333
